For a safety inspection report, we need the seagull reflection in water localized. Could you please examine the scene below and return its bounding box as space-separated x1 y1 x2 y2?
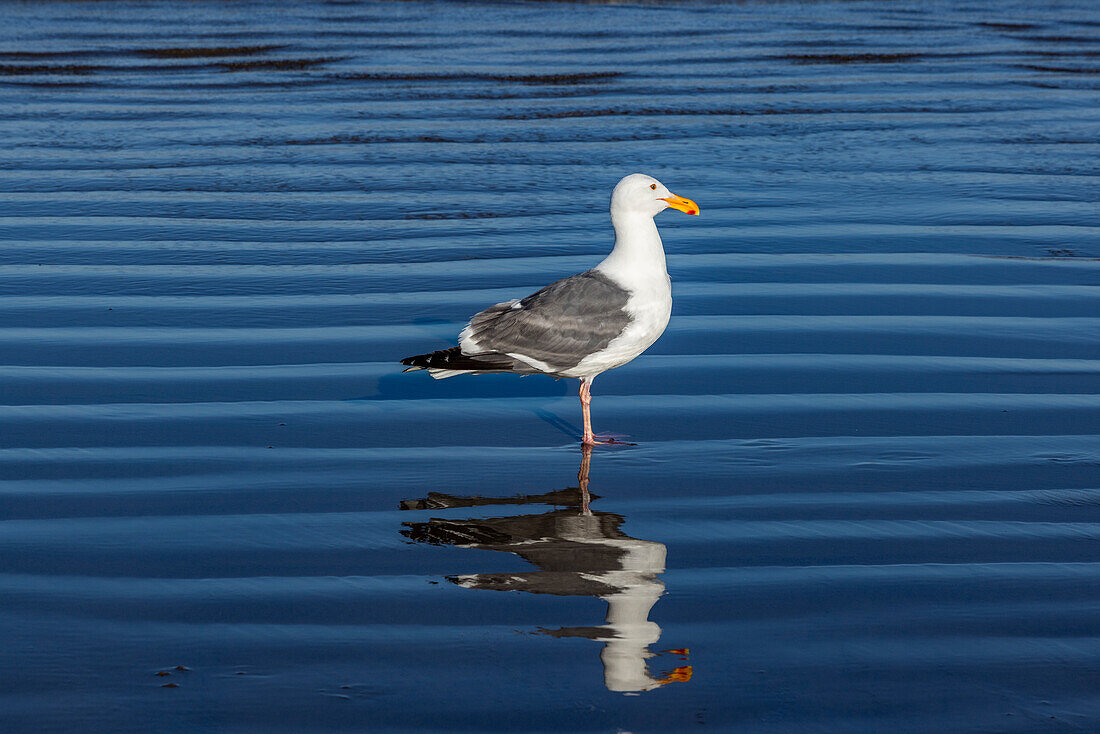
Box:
400 446 691 693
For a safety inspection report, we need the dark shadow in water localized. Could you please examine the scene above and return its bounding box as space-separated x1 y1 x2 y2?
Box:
533 407 581 442
400 446 691 693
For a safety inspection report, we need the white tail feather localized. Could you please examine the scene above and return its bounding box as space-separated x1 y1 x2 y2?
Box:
428 368 474 379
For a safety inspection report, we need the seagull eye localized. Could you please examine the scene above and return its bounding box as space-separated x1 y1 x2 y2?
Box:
650 183 657 190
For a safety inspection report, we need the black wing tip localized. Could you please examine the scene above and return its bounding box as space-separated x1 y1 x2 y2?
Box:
400 346 465 370
400 346 517 373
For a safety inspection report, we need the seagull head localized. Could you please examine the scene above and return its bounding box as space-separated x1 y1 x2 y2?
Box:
610 173 699 219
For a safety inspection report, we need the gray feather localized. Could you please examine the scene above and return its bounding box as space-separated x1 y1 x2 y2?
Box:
463 270 630 373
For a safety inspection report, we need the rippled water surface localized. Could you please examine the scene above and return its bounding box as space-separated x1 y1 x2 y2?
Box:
2 0 1100 732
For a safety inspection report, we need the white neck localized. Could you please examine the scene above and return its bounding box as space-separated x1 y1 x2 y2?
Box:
595 210 668 288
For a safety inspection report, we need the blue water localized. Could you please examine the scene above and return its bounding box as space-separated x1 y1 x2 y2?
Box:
1 0 1099 732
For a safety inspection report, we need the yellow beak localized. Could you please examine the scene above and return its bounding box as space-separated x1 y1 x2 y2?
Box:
659 193 699 215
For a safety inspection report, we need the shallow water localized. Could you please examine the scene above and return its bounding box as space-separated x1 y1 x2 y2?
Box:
2 0 1099 732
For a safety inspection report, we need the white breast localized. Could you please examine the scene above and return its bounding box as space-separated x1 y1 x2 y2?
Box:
561 273 671 379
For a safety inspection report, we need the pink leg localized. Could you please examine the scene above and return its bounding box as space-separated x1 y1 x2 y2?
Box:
579 378 632 446
580 378 595 444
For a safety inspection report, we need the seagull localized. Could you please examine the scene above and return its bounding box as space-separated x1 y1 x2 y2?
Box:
401 173 699 445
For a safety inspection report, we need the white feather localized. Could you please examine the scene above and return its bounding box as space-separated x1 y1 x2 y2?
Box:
427 368 474 379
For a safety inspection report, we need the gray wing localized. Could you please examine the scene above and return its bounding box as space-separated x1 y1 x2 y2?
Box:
461 270 631 373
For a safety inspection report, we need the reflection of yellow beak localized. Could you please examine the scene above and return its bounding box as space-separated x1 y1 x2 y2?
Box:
656 648 692 685
658 665 694 684
659 193 699 216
